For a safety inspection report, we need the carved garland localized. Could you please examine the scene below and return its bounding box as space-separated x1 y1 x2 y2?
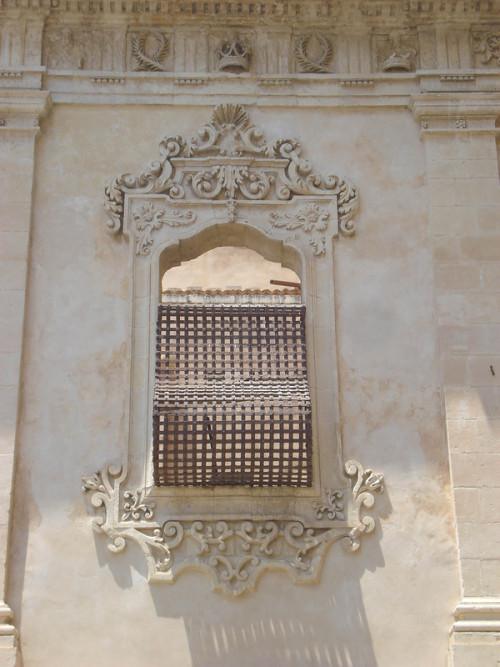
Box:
82 461 384 596
104 103 359 249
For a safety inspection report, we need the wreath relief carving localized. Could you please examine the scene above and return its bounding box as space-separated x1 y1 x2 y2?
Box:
295 34 333 73
132 32 170 71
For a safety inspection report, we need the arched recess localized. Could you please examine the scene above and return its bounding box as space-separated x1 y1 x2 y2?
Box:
82 104 385 596
152 224 314 490
159 223 302 293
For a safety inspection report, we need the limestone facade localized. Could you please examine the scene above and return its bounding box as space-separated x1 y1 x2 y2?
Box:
1 1 500 665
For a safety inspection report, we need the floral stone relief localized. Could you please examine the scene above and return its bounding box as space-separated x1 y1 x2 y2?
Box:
104 103 359 252
82 461 384 596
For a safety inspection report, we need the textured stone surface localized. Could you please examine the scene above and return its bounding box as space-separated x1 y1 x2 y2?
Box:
1 2 500 665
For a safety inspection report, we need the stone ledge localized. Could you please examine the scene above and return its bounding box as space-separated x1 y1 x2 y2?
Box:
453 597 500 633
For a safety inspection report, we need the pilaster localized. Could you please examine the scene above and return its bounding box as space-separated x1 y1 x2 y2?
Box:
411 92 500 667
0 89 51 667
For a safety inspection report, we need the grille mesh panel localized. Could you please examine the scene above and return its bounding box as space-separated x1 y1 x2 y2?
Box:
153 303 312 486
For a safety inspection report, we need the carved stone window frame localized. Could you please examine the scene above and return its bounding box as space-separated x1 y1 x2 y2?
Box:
82 104 384 596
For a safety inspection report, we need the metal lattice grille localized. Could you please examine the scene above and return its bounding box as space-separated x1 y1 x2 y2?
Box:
153 303 312 486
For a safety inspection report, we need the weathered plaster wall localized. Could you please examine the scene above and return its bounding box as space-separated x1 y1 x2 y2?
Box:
6 104 459 666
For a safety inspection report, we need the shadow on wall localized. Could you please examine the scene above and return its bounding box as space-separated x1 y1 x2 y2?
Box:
82 485 392 667
148 496 390 667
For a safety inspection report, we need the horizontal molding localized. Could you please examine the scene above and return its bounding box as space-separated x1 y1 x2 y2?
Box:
453 598 500 634
3 0 500 21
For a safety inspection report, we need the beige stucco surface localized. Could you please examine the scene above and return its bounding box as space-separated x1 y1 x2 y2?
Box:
6 104 460 666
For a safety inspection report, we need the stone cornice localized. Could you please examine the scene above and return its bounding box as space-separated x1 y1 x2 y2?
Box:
2 0 500 24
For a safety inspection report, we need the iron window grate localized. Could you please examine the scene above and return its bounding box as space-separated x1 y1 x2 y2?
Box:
153 303 312 486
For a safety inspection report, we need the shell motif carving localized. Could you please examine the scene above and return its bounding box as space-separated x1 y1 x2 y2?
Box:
104 104 359 243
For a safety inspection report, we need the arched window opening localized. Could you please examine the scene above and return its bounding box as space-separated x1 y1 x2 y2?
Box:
154 247 312 488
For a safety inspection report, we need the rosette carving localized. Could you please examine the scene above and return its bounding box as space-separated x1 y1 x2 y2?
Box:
83 459 384 596
104 104 359 241
270 203 331 256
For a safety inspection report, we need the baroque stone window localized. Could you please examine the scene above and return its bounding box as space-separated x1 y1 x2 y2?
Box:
82 104 385 596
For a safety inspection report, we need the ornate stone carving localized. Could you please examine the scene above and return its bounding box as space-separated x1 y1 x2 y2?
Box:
217 37 251 72
269 203 332 256
313 488 345 520
379 32 417 72
132 32 169 72
132 202 196 255
104 103 359 241
473 31 500 66
82 459 384 596
44 27 114 70
294 34 333 73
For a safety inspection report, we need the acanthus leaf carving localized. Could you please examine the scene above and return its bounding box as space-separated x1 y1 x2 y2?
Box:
82 459 384 596
82 466 174 572
104 104 359 245
132 202 196 255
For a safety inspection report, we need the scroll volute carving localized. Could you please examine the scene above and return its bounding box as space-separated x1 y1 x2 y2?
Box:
104 103 359 245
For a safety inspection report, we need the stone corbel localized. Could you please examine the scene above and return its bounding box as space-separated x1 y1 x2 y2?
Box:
410 92 500 137
82 460 384 597
0 90 51 135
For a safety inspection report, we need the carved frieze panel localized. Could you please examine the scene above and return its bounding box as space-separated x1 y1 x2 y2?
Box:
216 36 251 72
374 32 418 72
294 34 334 73
128 30 172 72
473 30 500 67
43 26 117 70
208 31 254 73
